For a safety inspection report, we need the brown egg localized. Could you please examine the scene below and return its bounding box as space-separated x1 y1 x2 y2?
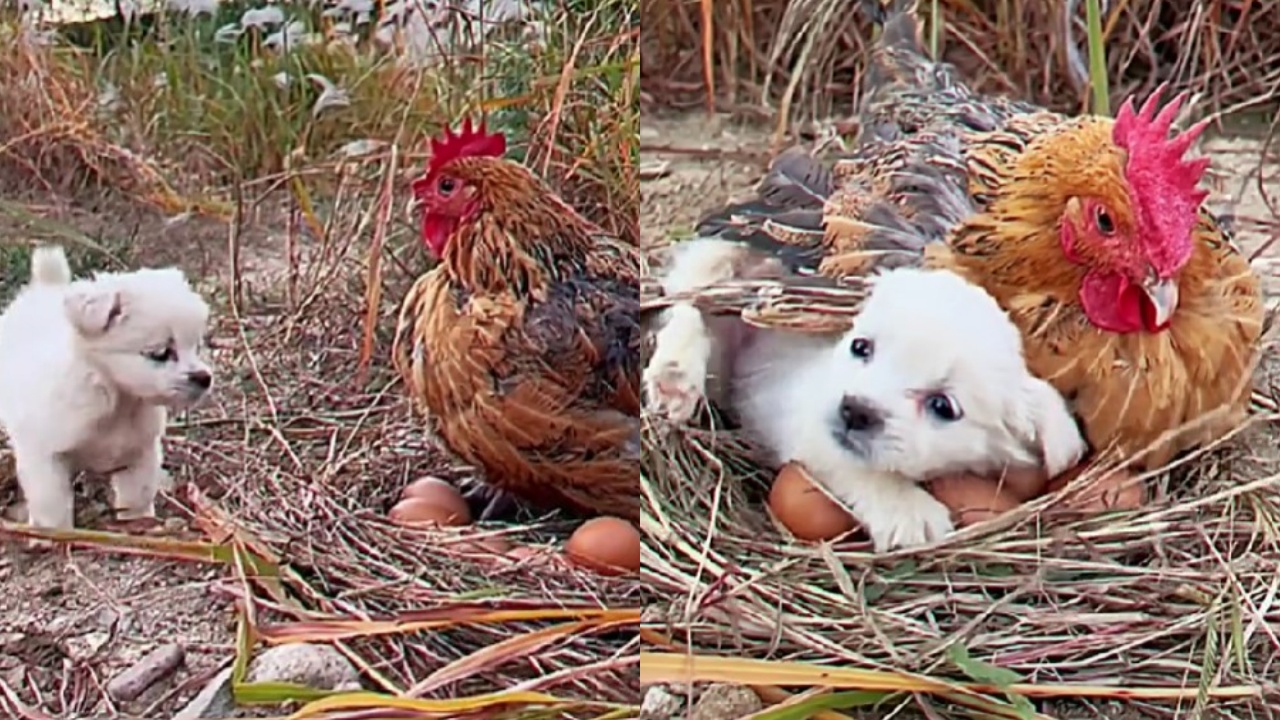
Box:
1047 467 1145 512
388 495 471 527
992 466 1051 502
402 477 460 502
565 516 640 576
767 463 859 542
389 479 476 525
927 474 1022 527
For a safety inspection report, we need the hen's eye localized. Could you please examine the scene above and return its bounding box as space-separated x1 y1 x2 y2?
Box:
146 348 176 363
924 393 962 422
849 337 873 359
438 177 457 195
1094 205 1116 235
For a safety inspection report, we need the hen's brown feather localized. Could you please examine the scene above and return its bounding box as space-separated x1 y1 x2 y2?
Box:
689 0 1264 470
394 160 640 520
933 202 1262 468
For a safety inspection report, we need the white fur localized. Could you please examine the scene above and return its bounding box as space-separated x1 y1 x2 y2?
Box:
644 238 767 422
644 238 1087 551
0 246 213 530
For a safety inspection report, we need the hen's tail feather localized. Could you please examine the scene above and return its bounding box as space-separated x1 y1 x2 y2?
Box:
862 0 924 55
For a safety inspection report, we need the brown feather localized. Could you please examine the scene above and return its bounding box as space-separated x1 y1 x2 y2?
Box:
393 158 640 521
683 2 1264 472
932 204 1263 469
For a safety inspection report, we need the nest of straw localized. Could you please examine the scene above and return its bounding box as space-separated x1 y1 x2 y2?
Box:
641 0 1280 123
640 270 1280 713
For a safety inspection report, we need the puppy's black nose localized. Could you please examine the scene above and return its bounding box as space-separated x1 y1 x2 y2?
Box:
839 395 883 433
188 370 212 389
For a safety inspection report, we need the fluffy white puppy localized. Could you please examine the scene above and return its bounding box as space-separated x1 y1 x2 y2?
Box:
0 245 213 531
645 238 1086 551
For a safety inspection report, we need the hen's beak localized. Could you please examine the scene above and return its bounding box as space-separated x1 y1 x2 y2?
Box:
1141 272 1179 328
406 196 423 225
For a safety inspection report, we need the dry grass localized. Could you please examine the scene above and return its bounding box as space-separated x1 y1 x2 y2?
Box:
641 0 1280 126
0 0 640 716
175 175 643 705
638 3 1280 717
640 283 1280 717
0 25 197 212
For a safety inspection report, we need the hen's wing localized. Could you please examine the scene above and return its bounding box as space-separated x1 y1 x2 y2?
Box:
692 132 976 281
691 146 831 274
394 239 641 521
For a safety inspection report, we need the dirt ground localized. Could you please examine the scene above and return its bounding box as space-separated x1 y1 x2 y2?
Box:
0 193 353 718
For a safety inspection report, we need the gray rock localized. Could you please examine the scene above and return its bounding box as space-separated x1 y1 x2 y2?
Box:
107 643 185 702
246 643 361 691
93 606 122 632
173 667 235 720
64 631 110 661
690 683 762 720
641 685 684 719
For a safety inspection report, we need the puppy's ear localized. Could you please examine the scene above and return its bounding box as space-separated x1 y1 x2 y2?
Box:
1013 376 1087 477
63 285 124 336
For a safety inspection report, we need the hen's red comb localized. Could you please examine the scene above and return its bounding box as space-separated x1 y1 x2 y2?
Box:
426 117 507 174
1112 83 1211 270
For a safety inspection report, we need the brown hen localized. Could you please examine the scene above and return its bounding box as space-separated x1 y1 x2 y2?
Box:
393 120 640 521
686 0 1263 470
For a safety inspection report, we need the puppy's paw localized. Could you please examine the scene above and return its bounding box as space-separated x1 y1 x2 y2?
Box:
644 304 711 424
865 486 955 552
25 504 74 532
112 502 157 522
643 356 707 424
104 516 165 534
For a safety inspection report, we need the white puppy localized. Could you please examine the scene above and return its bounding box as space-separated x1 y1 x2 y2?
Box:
644 238 1086 551
0 246 213 531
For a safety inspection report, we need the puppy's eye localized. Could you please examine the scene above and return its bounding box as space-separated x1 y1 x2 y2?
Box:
146 348 176 363
924 393 962 422
849 337 874 359
1094 205 1116 236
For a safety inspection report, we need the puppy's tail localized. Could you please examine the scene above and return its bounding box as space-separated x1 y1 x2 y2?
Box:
30 245 72 286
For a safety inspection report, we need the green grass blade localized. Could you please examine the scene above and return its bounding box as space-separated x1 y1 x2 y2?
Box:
1084 0 1110 116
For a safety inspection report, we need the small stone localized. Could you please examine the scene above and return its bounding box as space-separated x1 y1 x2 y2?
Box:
641 685 683 719
246 643 360 691
93 606 121 631
690 683 762 720
173 667 235 720
107 643 185 702
64 631 110 661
